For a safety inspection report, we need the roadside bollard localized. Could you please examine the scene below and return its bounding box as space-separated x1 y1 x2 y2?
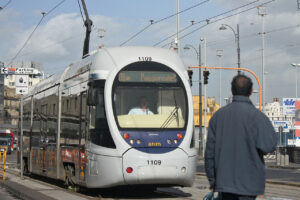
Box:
280 154 285 166
276 151 281 166
284 154 289 166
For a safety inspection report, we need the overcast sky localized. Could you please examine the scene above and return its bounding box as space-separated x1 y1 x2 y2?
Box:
0 0 299 106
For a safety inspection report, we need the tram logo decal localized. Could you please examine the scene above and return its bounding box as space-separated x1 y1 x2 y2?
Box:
148 142 162 147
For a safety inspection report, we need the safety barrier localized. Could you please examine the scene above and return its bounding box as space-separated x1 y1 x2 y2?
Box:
0 147 7 181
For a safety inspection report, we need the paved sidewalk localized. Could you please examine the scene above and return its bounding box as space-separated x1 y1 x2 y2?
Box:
0 169 91 200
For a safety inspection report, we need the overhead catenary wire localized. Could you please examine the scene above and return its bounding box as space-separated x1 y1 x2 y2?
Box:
119 0 210 46
77 0 85 24
7 0 66 66
158 0 275 48
0 0 12 11
153 0 261 47
206 22 300 48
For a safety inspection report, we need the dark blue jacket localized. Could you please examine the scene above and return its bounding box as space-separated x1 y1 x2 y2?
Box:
205 95 277 196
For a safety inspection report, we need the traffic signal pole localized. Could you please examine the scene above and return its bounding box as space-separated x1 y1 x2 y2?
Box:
188 66 262 111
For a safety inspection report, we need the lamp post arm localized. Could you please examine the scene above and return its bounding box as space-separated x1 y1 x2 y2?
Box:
221 24 237 42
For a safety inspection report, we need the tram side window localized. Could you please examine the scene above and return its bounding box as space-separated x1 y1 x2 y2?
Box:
89 87 115 148
61 88 80 145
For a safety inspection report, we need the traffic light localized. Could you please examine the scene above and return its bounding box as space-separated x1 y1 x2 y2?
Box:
203 70 210 84
187 69 193 86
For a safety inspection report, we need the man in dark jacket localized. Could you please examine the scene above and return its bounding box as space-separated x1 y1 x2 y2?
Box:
205 74 277 200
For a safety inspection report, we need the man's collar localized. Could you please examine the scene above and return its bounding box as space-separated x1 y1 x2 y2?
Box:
232 95 252 104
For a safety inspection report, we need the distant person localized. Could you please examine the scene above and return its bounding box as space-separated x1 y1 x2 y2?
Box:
205 74 277 200
128 96 154 115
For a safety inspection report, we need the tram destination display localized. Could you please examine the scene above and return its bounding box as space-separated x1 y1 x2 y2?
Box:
119 71 177 83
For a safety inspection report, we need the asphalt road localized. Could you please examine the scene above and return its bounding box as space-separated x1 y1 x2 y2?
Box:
197 159 300 184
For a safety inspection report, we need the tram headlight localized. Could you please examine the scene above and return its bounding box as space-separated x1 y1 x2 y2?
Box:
137 139 141 144
167 139 172 144
129 139 134 144
174 139 178 144
181 167 186 173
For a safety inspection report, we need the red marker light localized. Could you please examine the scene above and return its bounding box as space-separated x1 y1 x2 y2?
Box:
126 167 133 173
123 133 130 139
177 133 183 140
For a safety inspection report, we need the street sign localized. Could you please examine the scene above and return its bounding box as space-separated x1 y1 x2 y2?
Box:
0 67 39 75
15 75 28 95
272 120 291 133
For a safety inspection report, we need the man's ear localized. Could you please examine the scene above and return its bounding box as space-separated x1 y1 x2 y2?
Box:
249 88 253 96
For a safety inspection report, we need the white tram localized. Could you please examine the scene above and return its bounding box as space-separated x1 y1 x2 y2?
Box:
21 46 197 188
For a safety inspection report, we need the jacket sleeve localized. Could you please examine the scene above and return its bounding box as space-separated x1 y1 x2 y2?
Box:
205 115 216 189
255 112 277 154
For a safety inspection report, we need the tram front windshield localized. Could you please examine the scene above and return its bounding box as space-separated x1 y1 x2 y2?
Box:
113 69 188 129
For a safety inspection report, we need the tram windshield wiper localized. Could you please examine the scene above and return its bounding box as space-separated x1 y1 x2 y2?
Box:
160 91 180 128
160 106 179 128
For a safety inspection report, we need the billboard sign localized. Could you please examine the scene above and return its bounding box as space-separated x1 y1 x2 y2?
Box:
295 101 300 141
282 98 300 116
272 120 291 133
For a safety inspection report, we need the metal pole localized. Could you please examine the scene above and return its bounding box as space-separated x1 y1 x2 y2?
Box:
296 66 298 99
20 95 23 179
176 0 180 54
262 16 265 113
219 58 222 107
258 7 266 113
217 50 223 107
198 43 202 156
203 38 207 158
237 24 241 75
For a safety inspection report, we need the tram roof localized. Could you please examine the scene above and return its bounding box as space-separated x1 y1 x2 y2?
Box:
26 46 185 96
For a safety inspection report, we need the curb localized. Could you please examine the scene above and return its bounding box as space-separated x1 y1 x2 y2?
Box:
0 179 56 200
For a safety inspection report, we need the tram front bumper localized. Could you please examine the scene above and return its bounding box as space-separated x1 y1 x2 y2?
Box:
122 148 196 187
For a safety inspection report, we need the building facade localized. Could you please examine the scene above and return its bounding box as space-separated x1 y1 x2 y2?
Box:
265 98 293 122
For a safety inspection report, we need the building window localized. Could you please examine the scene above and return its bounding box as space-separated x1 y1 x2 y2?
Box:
29 82 32 86
9 82 15 86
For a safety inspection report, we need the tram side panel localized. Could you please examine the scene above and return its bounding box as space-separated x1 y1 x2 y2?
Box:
30 87 59 177
60 82 88 184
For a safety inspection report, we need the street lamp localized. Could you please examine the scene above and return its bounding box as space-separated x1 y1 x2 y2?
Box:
219 24 241 74
291 63 300 99
200 37 207 158
184 43 202 156
216 49 223 107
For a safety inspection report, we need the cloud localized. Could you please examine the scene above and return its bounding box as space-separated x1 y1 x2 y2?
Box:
1 12 125 74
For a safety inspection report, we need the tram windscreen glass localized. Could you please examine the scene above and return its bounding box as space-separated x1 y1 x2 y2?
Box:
113 86 187 129
118 71 177 83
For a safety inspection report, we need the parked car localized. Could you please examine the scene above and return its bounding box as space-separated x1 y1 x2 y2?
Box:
0 138 12 154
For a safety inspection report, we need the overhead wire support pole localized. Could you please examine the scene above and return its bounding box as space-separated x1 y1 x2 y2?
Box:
81 0 93 58
176 0 180 54
237 24 241 74
258 6 266 113
188 66 262 111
